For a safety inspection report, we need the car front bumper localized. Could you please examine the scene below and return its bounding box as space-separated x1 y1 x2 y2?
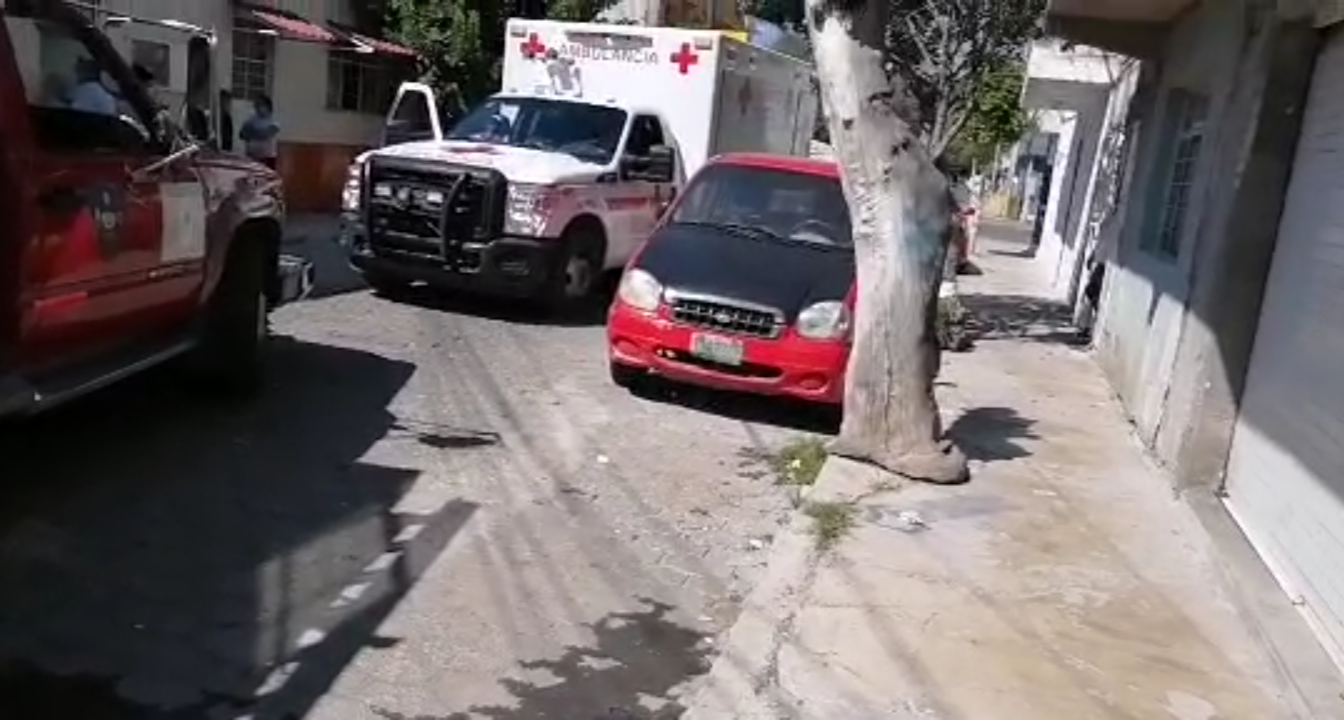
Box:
342 219 562 299
607 301 847 406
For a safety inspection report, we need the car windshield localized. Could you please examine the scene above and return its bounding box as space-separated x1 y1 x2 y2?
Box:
668 163 853 248
446 97 627 164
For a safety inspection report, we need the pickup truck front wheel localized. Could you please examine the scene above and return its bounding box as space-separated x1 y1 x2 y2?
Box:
189 239 268 394
541 227 603 313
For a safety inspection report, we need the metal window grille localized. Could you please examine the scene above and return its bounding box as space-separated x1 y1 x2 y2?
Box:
1152 92 1207 259
326 51 395 114
231 19 273 101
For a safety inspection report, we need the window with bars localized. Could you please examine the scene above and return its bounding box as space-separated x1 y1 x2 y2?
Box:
326 51 398 114
1147 90 1208 260
231 19 273 102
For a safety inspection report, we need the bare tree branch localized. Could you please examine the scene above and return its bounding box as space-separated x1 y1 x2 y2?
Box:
882 0 1044 155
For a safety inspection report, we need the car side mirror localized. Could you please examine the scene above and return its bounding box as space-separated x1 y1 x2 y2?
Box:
622 144 674 182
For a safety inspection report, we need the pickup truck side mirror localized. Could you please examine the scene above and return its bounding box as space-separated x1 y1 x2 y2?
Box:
621 144 674 183
118 114 152 146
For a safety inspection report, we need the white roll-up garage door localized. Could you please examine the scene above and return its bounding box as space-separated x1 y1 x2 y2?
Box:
1224 28 1344 669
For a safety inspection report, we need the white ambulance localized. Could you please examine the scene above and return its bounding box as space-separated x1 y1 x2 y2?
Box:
340 19 818 309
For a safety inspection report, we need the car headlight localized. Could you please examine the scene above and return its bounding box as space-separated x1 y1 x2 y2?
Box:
504 183 557 236
342 161 364 213
795 301 850 340
616 268 663 313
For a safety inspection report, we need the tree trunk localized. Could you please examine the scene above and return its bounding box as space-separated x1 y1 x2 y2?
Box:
806 0 968 484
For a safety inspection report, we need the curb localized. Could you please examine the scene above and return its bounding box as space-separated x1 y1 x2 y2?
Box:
679 457 895 718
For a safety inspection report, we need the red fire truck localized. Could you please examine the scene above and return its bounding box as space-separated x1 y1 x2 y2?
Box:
0 0 313 419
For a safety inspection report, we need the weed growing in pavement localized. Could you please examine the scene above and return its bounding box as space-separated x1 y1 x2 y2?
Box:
771 437 828 486
804 500 857 551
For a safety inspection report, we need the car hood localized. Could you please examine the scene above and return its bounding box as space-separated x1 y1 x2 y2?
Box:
633 223 855 322
360 140 606 184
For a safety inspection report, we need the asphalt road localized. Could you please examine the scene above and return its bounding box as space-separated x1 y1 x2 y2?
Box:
0 245 828 718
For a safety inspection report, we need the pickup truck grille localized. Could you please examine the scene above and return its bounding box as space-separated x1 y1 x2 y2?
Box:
670 297 782 339
365 160 501 265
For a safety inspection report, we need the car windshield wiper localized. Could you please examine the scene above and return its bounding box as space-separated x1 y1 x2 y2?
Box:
674 220 785 242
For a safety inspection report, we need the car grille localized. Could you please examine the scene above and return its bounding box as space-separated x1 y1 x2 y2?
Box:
670 297 781 338
365 161 501 265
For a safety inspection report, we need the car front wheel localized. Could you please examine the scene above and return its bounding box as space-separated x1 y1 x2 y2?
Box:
188 238 268 395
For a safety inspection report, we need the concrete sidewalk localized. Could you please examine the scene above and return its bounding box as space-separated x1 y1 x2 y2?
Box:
681 230 1344 719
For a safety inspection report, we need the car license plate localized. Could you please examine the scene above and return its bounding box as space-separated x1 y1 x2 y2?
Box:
691 333 744 365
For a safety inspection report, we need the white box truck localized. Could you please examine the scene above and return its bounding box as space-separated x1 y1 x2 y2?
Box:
340 19 817 308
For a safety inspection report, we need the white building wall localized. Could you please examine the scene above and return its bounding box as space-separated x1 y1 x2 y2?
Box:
248 0 382 148
95 0 225 109
1034 108 1079 286
1023 41 1125 303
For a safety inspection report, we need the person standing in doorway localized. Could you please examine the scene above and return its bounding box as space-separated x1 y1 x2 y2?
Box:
240 94 280 169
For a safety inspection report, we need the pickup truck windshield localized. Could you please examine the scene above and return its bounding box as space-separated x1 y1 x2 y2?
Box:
446 97 627 165
670 164 854 249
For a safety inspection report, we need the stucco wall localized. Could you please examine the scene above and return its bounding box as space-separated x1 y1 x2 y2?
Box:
1093 0 1246 458
1092 0 1319 490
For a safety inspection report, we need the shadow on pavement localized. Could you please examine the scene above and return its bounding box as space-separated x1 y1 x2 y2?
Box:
0 336 483 717
986 245 1038 259
962 292 1086 347
284 234 368 301
624 378 840 435
375 597 711 720
373 272 622 329
947 406 1038 463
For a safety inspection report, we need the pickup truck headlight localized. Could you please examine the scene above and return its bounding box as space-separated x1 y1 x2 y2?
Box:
795 301 850 340
342 161 364 213
616 268 663 312
504 183 557 236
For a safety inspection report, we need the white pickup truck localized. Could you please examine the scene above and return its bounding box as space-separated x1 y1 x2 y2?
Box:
340 18 817 308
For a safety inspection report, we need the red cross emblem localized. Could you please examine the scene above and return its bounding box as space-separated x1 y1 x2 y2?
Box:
520 33 546 59
671 43 699 74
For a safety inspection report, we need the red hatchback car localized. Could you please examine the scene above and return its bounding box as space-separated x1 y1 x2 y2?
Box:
607 153 854 409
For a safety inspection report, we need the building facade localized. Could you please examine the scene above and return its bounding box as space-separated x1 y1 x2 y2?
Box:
76 0 413 212
1048 0 1344 674
1021 41 1138 308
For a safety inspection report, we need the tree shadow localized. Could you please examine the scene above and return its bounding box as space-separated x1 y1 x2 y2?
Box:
373 597 712 720
0 337 483 718
946 406 1038 462
961 292 1088 347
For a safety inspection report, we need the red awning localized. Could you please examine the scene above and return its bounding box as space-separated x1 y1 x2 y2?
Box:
328 22 418 58
235 2 338 44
